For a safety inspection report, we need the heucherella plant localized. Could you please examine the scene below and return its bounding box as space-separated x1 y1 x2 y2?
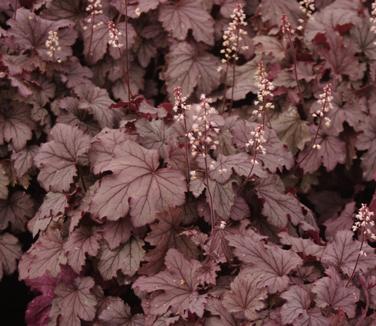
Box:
0 1 376 325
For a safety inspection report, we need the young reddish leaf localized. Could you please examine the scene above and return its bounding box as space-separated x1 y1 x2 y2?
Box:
35 123 91 192
320 33 365 81
255 176 317 230
74 84 115 128
90 140 186 226
54 276 97 326
98 296 144 326
101 218 132 250
305 1 361 43
133 248 207 318
98 237 145 280
227 232 302 293
0 104 35 151
19 228 67 279
64 226 101 273
28 192 68 237
223 274 267 321
0 233 22 280
11 146 38 179
164 42 220 99
281 285 329 326
159 0 214 45
312 267 359 318
321 230 376 277
0 191 34 232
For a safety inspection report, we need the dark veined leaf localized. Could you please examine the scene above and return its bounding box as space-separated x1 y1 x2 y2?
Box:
98 237 145 280
141 208 199 275
19 228 67 279
281 285 329 326
0 233 22 280
64 226 101 273
133 248 207 318
298 132 346 174
271 107 311 153
159 0 214 45
74 84 115 128
101 218 132 250
255 176 317 230
223 273 267 321
321 230 376 277
0 104 35 151
7 8 77 62
164 42 220 99
28 192 68 237
89 127 137 175
89 140 187 227
0 164 9 200
54 276 97 326
0 191 34 232
11 145 38 179
312 267 359 318
227 232 302 293
356 113 376 181
35 123 91 192
259 0 302 29
98 296 144 326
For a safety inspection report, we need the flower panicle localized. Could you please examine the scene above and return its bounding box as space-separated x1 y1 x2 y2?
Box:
107 21 123 48
83 0 103 30
352 204 376 243
45 30 61 62
220 3 248 64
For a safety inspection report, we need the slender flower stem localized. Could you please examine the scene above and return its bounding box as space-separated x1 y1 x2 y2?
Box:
124 0 132 102
346 232 365 287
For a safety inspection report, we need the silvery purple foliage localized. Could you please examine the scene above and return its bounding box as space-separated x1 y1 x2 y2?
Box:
0 0 376 325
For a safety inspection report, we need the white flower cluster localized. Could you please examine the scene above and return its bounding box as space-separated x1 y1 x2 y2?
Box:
312 83 333 127
299 0 315 17
107 21 123 48
246 125 266 155
281 14 295 36
371 1 376 37
173 86 190 122
83 0 103 30
45 30 61 62
187 95 220 159
220 4 248 64
297 0 315 30
352 204 376 242
253 61 275 119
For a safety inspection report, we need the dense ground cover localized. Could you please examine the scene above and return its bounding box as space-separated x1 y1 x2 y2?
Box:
1 0 376 325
